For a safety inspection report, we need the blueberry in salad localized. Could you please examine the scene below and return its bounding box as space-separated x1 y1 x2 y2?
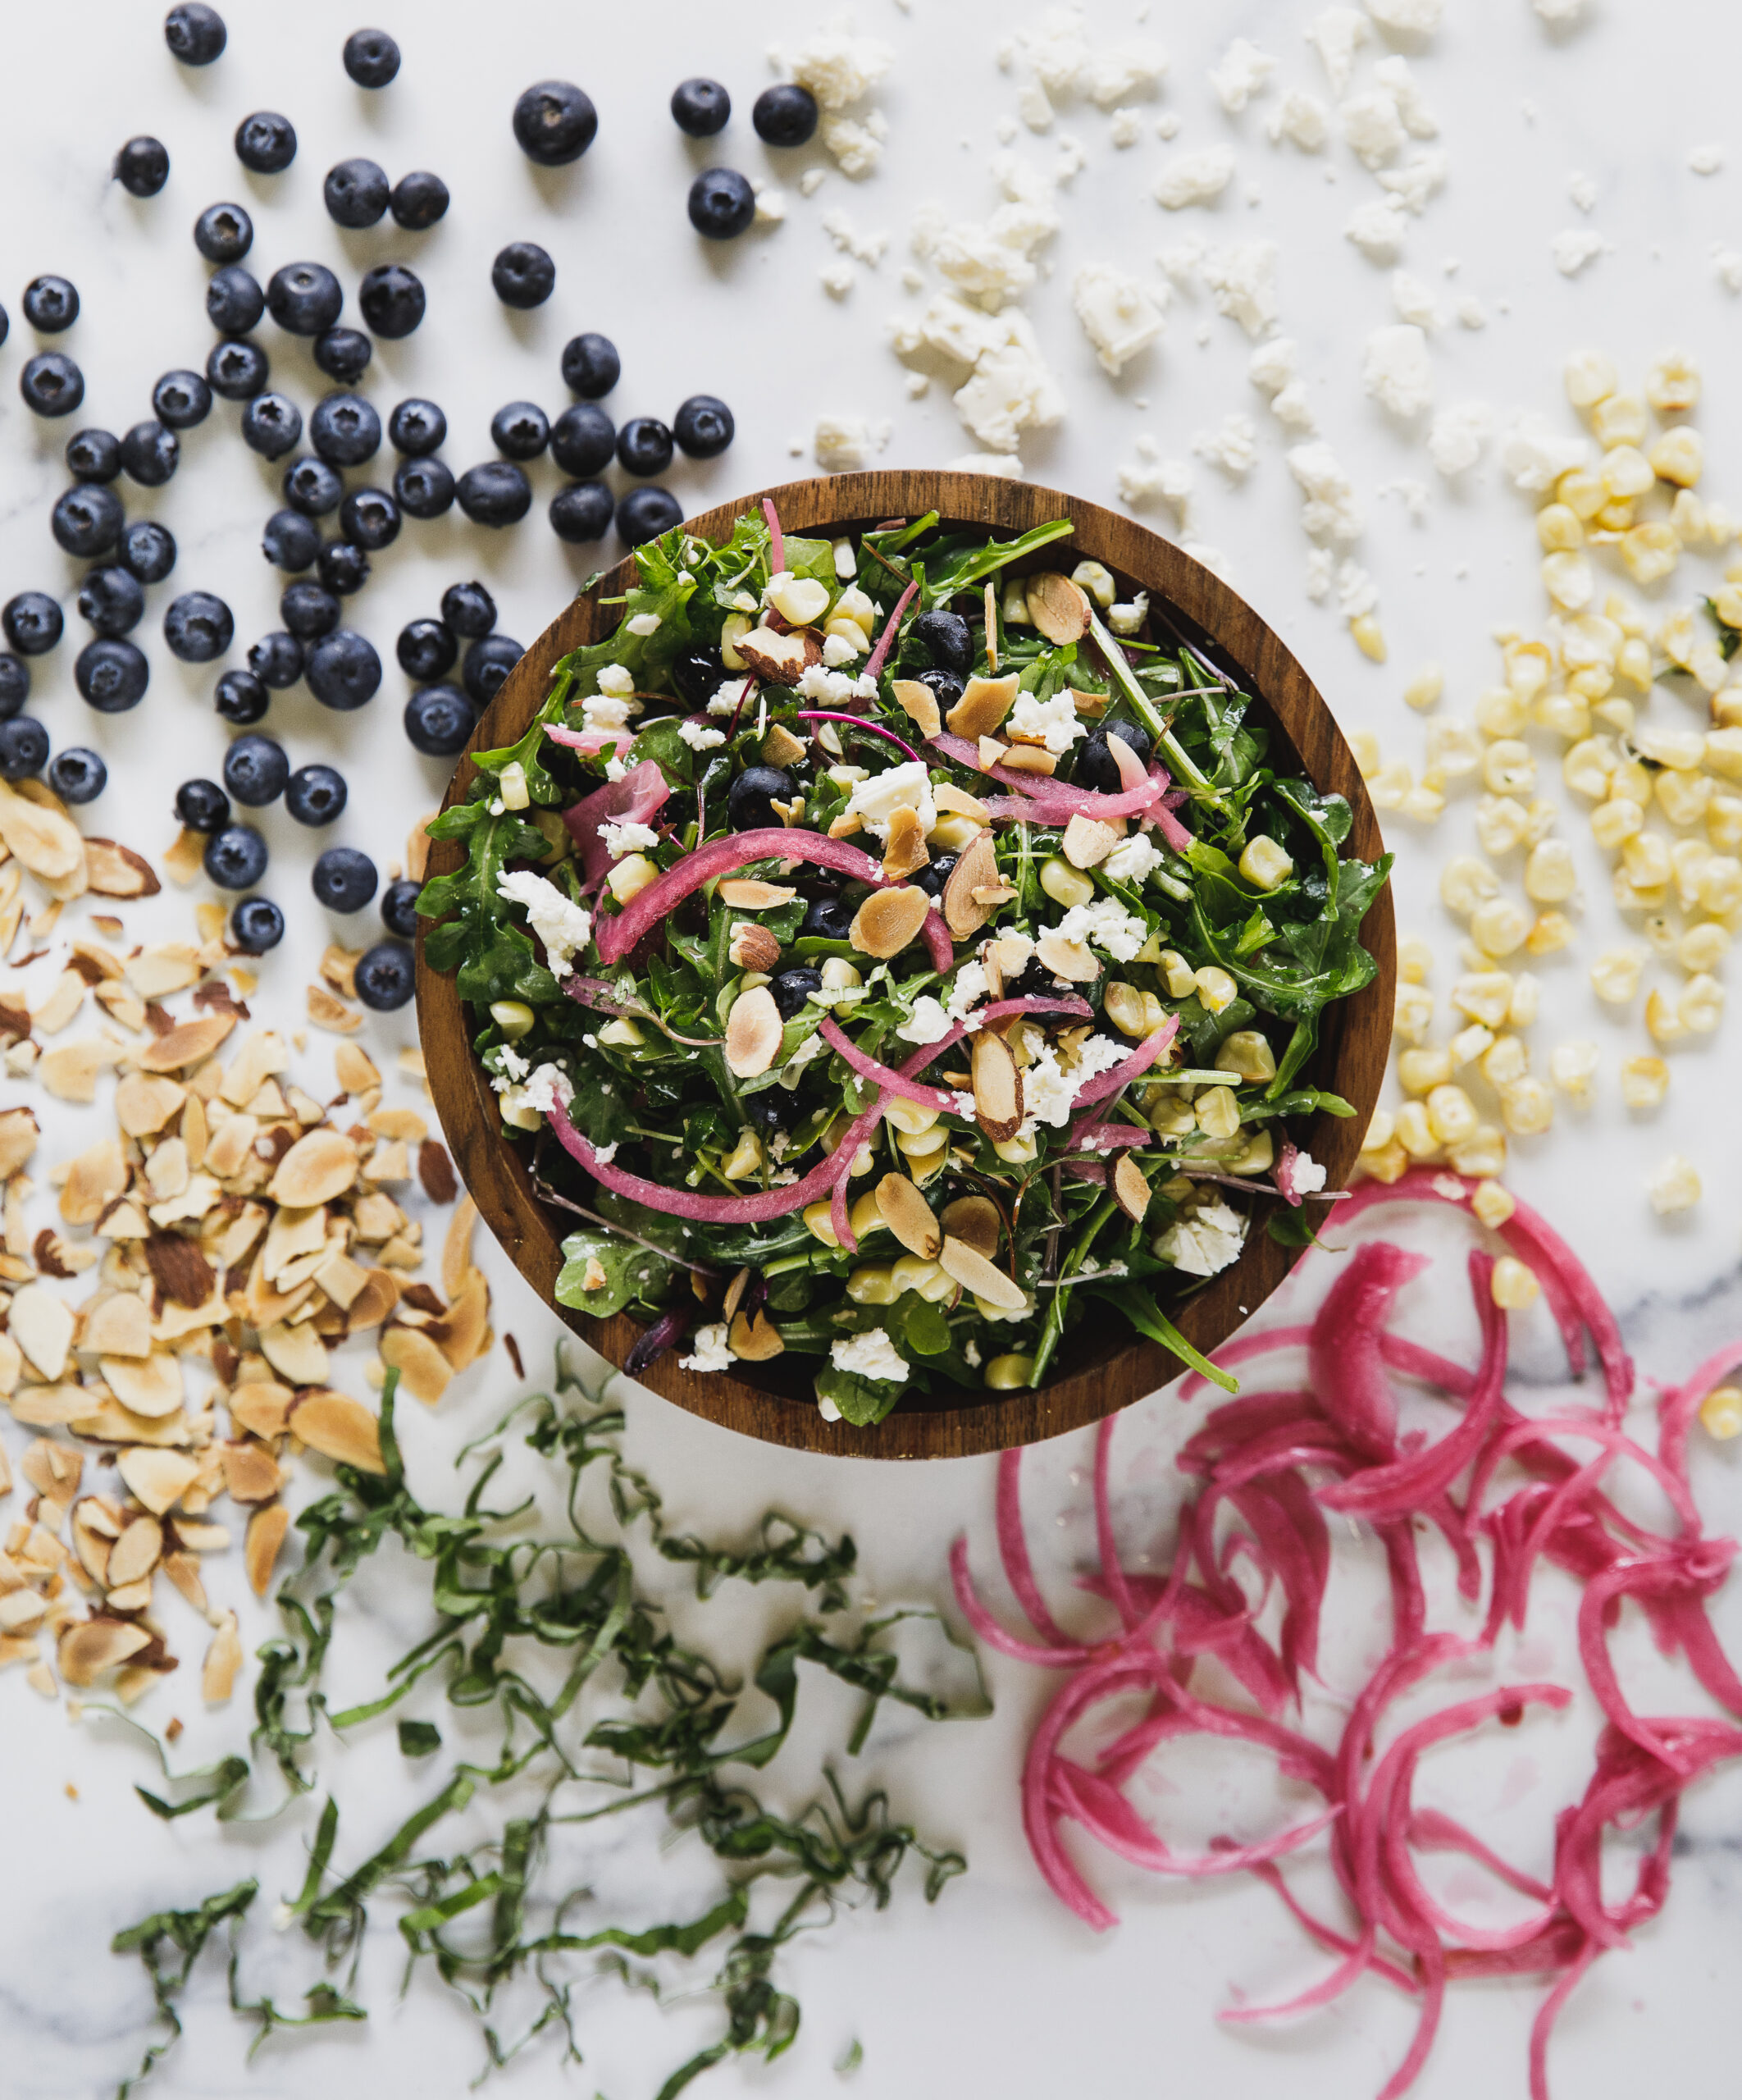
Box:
419 503 1388 1427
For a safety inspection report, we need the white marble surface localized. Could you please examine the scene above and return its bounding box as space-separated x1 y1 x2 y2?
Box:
3 2 1742 2096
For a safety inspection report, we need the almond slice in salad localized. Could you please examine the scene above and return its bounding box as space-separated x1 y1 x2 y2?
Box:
1025 572 1092 645
725 984 784 1077
736 625 822 686
997 745 1058 777
1113 1154 1153 1223
890 678 942 740
940 1194 1001 1258
874 1172 943 1259
1036 930 1101 982
933 783 991 821
970 1029 1024 1143
849 884 930 960
1063 815 1120 869
939 1235 1028 1310
727 1308 785 1360
881 806 930 880
761 722 809 769
942 830 1001 940
946 673 1019 742
718 879 796 909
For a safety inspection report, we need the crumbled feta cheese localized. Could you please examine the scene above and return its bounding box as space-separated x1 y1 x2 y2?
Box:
1019 80 1054 130
1019 1034 1130 1134
787 26 892 109
1210 37 1275 113
604 756 628 783
497 870 593 979
1689 142 1725 176
1270 381 1316 432
799 167 828 197
896 995 954 1044
1055 134 1087 182
1498 413 1590 493
1267 89 1329 151
831 1328 910 1381
1107 592 1149 637
814 413 890 472
1055 895 1147 961
705 679 747 715
1201 241 1278 336
625 612 661 637
678 720 727 751
780 1028 829 1086
1288 441 1364 543
1101 831 1163 885
1007 690 1089 753
1193 413 1259 477
1015 11 1089 94
1531 0 1585 24
821 112 887 179
796 664 878 705
591 1140 618 1166
595 664 635 698
681 1322 734 1373
1456 297 1487 329
1335 559 1379 617
1305 548 1335 601
964 1338 983 1369
1340 85 1405 168
951 309 1066 452
1428 401 1491 477
494 1044 531 1084
1109 106 1142 148
1083 37 1169 106
946 960 990 1020
1154 147 1236 210
947 451 1026 479
581 696 639 729
1157 1198 1247 1277
845 759 937 842
1247 336 1296 395
1374 55 1438 139
1379 149 1448 214
1288 1149 1328 1195
601 820 659 861
1157 236 1204 286
1391 271 1439 328
823 209 890 264
817 1391 844 1422
1362 323 1434 418
1117 455 1192 516
1566 171 1597 212
1647 1153 1701 1216
1714 246 1742 295
1344 199 1409 264
1551 228 1607 276
1072 262 1166 375
753 185 787 227
518 1062 571 1117
820 261 857 299
1306 7 1369 96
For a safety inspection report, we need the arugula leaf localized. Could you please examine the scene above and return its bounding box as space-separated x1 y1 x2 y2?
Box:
919 518 1076 608
555 1228 677 1318
1106 1283 1238 1393
399 1719 443 1756
417 803 562 1007
813 1363 905 1427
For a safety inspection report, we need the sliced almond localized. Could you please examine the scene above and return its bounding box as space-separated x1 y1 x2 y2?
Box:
116 1446 200 1516
727 922 782 972
1112 1153 1153 1223
345 1268 400 1331
978 737 1009 768
970 1029 1024 1144
736 624 823 685
94 981 147 1032
245 1504 290 1596
717 879 797 910
40 1039 121 1103
175 1521 230 1553
933 782 991 821
59 1135 128 1226
106 1515 163 1590
221 1030 290 1106
102 1351 184 1420
938 1234 1029 1311
148 1171 222 1228
0 1107 39 1178
725 984 784 1079
307 983 362 1034
162 828 206 886
229 1381 295 1440
290 1391 385 1473
137 1015 235 1074
11 1284 75 1381
380 1325 455 1404
1036 930 1101 982
84 840 161 897
312 1248 369 1311
1025 572 1092 645
162 1549 207 1615
850 884 931 961
0 783 83 881
891 678 942 741
11 1382 98 1429
760 722 809 769
260 1319 330 1387
940 1194 1001 1258
31 969 86 1035
946 672 1020 743
269 1127 359 1208
125 943 203 999
881 805 931 881
441 1196 478 1299
996 744 1058 776
85 1291 153 1358
71 1509 112 1586
220 1440 284 1503
144 1137 190 1203
426 1268 489 1371
115 1072 186 1138
942 830 1001 941
727 1308 785 1361
874 1173 944 1259
0 1589 47 1632
1063 815 1120 870
335 1043 381 1094
368 1106 428 1144
0 1331 21 1399
262 1203 328 1283
58 1617 152 1687
181 1092 208 1170
202 1609 243 1702
203 1112 258 1179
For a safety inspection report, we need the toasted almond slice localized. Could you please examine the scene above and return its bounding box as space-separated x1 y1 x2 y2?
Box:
125 943 203 999
1025 571 1092 645
407 811 438 884
0 1106 38 1177
933 782 991 821
152 1285 225 1344
970 1029 1024 1144
1112 1153 1153 1223
175 1522 230 1552
59 1135 127 1226
269 1127 359 1208
137 1014 235 1074
11 1284 75 1381
724 984 785 1079
115 1072 185 1138
874 1173 943 1259
117 1446 200 1516
86 1291 153 1359
717 878 798 910
369 1106 428 1144
426 1268 490 1371
1036 930 1101 982
308 983 362 1034
891 678 942 740
290 1391 385 1473
312 1248 369 1312
946 672 1019 744
0 1332 22 1399
881 804 931 880
106 1515 164 1590
978 736 1009 768
181 1091 208 1170
727 1308 785 1360
262 1203 328 1283
0 782 83 880
144 1137 190 1203
40 1039 121 1103
163 828 206 886
850 884 931 960
84 839 161 897
940 1194 1001 1258
1062 814 1120 869
161 1549 207 1615
942 830 1001 941
202 1609 243 1702
220 1440 285 1503
996 744 1058 776
441 1196 478 1299
32 969 86 1035
59 1617 153 1687
220 1029 289 1106
736 625 822 685
102 1351 184 1420
245 1504 290 1596
71 1511 112 1586
380 1325 454 1404
346 1269 402 1329
229 1381 295 1440
260 1319 330 1387
335 1043 381 1094
203 1112 258 1179
760 721 809 769
938 1235 1029 1310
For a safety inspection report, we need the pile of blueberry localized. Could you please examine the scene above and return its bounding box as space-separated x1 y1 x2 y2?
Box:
671 74 821 240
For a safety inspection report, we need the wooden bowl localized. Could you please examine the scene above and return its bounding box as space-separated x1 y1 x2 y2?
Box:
419 472 1393 1460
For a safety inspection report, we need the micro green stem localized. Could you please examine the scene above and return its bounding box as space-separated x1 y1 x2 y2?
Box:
1028 1194 1118 1388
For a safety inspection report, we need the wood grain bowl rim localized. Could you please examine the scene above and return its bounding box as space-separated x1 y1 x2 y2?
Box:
417 471 1395 1462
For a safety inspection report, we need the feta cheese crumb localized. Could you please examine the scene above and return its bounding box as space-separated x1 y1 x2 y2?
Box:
1267 89 1329 151
1054 895 1147 961
1247 336 1296 395
518 1062 571 1117
845 759 937 842
681 1322 734 1373
1154 147 1236 210
600 820 659 861
1566 170 1597 212
951 309 1066 452
1107 592 1149 637
678 720 727 751
821 112 887 180
823 209 890 264
1193 412 1259 477
820 260 857 299
595 663 635 698
1287 441 1364 544
1391 270 1439 328
591 1141 618 1166
1362 323 1434 418
1202 240 1279 336
896 994 953 1044
1551 228 1607 277
1109 107 1142 148
1072 262 1166 375
1117 455 1192 516
814 413 890 473
1344 199 1409 263
1498 413 1590 492
1083 37 1170 106
1428 401 1491 477
1532 0 1585 21
1647 1153 1701 1216
625 612 662 637
1007 690 1088 753
948 451 1026 480
946 960 990 1020
1289 1149 1328 1195
831 1329 910 1381
1101 831 1162 885
1157 1198 1247 1276
1374 55 1438 139
1340 85 1405 169
1689 142 1725 176
1367 0 1443 38
787 27 893 109
497 870 593 979
1306 6 1370 96
1379 149 1447 215
753 185 787 227
1305 548 1334 601
1210 37 1275 114
1714 246 1742 294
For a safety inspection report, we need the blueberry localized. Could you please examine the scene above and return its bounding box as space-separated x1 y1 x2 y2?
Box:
248 631 303 687
205 824 268 890
22 276 79 331
52 484 123 559
0 306 9 349
285 762 347 825
235 111 297 174
119 520 176 584
77 566 144 636
0 719 50 779
462 634 522 705
456 461 531 527
398 620 456 679
915 666 963 713
513 80 597 166
240 393 303 459
207 337 269 399
358 263 425 339
550 481 613 542
214 669 268 724
153 368 212 430
230 897 285 952
267 261 343 336
404 684 474 754
380 875 420 937
3 594 62 656
618 486 682 546
116 137 170 198
0 658 27 718
616 417 673 477
491 400 549 459
48 746 107 803
165 5 226 65
280 582 340 639
66 428 121 482
163 591 235 664
491 242 554 310
313 326 372 383
313 846 379 912
317 540 370 595
671 77 731 137
912 851 957 900
560 331 619 399
75 638 149 712
176 778 230 831
673 394 734 459
21 353 84 418
310 391 381 467
393 457 454 519
306 629 381 710
914 609 973 678
390 171 449 231
340 487 399 550
343 27 400 87
687 168 755 240
194 203 253 264
121 422 178 486
727 765 792 830
1075 720 1152 793
222 733 289 806
324 156 390 229
389 398 446 455
753 84 819 148
769 966 821 1020
801 895 853 942
355 940 415 1009
262 509 320 571
206 265 265 334
550 402 614 477
282 455 344 516
670 645 723 707
440 581 495 637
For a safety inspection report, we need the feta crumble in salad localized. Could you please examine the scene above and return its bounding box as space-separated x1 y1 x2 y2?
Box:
419 500 1389 1428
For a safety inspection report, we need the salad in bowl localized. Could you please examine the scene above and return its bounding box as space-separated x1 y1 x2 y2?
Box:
418 496 1389 1431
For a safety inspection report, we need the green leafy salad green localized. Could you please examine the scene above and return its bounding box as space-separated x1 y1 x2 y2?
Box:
419 504 1389 1427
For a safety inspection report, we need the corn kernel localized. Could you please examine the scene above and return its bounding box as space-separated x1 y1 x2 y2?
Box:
1677 922 1730 971
1678 972 1725 1033
1481 1034 1529 1087
1425 1084 1479 1146
1491 1255 1541 1310
1670 838 1712 909
1394 1100 1439 1159
1594 393 1648 445
1448 1122 1507 1178
1439 855 1498 915
1600 444 1655 500
1699 854 1742 914
1548 1040 1598 1097
1194 966 1238 1015
1102 981 1147 1039
1537 502 1585 553
1671 489 1711 544
1350 613 1387 661
1612 759 1655 806
1556 468 1607 520
1706 725 1742 779
992 1131 1039 1165
1368 759 1413 808
1649 427 1703 489
1699 1386 1742 1440
820 958 863 993
983 1353 1034 1390
1617 637 1653 689
1563 735 1618 799
1475 686 1529 738
1644 987 1686 1044
1359 1136 1410 1184
1536 692 1592 740
1708 794 1742 851
1591 798 1644 849
719 613 752 669
597 1016 646 1048
1565 611 1624 667
1527 911 1574 955
1470 798 1523 857
1647 1153 1701 1215
1563 348 1617 409
1620 521 1682 585
1471 1178 1516 1228
1656 769 1712 827
1361 1108 1396 1152
1398 933 1434 984
1403 663 1444 711
1238 836 1294 891
804 1201 841 1246
1398 1046 1453 1094
1451 970 1515 1027
1619 1055 1670 1108
1508 974 1540 1027
1449 1022 1494 1066
1589 947 1642 1003
1621 832 1671 889
1518 839 1573 905
1471 897 1530 958
891 1253 955 1302
1215 1029 1277 1082
1483 740 1537 796
1071 559 1117 607
1507 639 1557 696
1596 697 1636 733
490 999 536 1040
1195 1084 1242 1139
1645 349 1701 414
1039 856 1095 909
1635 725 1706 772
1349 728 1381 777
1226 1126 1275 1176
1614 867 1669 914
1393 982 1434 1043
896 1122 950 1159
720 1129 764 1180
1691 644 1731 695
1541 552 1594 612
1499 1077 1553 1135
1595 497 1636 532
1147 1092 1198 1138
1425 719 1482 780
607 852 661 904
